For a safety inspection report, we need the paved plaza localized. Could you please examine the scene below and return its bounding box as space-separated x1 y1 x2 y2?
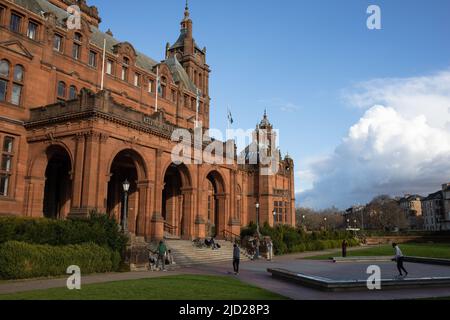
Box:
1 249 450 300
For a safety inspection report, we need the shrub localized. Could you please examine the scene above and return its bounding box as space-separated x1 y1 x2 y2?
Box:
0 241 118 280
241 223 360 255
0 213 127 253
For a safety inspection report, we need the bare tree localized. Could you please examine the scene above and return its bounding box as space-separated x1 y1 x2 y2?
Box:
364 195 408 231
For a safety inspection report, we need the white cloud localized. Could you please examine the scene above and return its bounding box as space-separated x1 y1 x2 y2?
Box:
300 69 450 209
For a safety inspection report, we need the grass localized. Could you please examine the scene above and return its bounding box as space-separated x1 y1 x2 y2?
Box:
0 275 288 300
304 243 450 260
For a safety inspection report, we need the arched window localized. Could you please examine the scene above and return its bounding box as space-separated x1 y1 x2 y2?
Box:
11 65 24 105
13 65 23 82
69 85 77 100
57 81 66 98
0 60 9 77
0 60 10 102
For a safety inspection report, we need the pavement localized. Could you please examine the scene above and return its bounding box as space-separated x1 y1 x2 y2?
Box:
1 246 450 300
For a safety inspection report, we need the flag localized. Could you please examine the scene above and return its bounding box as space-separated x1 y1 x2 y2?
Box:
155 66 161 112
227 109 234 125
156 68 162 96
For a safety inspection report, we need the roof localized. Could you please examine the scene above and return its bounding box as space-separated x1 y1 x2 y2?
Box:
423 191 443 201
13 0 158 74
164 56 197 92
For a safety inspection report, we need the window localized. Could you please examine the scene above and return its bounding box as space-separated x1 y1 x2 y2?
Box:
88 51 97 68
74 32 82 42
148 80 153 93
27 21 38 40
10 13 22 33
0 136 14 197
0 60 9 102
134 73 140 87
121 66 128 81
0 62 24 106
57 81 66 98
69 85 77 99
72 43 81 60
54 34 63 52
10 65 24 106
13 65 23 82
106 60 113 75
121 57 129 81
0 7 4 24
171 89 176 102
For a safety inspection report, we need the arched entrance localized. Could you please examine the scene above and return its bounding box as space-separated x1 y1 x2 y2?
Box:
43 145 72 219
206 171 226 238
107 149 146 234
162 163 191 238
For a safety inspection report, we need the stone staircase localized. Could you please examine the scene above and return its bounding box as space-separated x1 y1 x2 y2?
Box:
164 239 251 267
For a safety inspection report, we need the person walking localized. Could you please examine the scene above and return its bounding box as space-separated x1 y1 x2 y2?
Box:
157 240 168 271
233 243 240 275
342 239 348 258
392 243 408 277
266 239 274 261
254 237 260 260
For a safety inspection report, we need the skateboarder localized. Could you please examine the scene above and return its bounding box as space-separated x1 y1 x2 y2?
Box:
392 243 408 277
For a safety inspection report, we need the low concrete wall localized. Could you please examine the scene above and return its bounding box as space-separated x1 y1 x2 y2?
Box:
364 235 450 246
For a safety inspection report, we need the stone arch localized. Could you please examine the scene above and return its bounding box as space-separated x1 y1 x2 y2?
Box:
106 148 148 235
205 169 227 237
161 163 193 238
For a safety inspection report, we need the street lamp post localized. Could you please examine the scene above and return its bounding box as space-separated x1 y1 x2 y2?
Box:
347 219 350 229
324 217 327 231
255 202 261 237
122 179 130 234
273 210 277 226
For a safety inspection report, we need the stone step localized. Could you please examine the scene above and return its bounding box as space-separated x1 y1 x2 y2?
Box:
163 239 249 267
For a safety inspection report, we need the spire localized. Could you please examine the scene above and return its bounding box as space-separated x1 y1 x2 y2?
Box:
184 0 190 19
259 109 272 129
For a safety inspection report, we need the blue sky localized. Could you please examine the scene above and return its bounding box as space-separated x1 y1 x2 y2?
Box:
90 0 450 209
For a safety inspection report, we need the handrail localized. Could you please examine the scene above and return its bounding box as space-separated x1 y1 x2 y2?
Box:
164 222 178 234
222 230 241 244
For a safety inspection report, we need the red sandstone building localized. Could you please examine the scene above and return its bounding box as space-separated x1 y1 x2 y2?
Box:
0 0 296 240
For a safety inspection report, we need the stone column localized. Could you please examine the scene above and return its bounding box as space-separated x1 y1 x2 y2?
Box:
151 149 164 240
24 176 46 217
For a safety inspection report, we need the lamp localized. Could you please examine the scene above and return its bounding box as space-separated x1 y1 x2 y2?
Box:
122 179 130 233
122 179 130 192
255 202 261 237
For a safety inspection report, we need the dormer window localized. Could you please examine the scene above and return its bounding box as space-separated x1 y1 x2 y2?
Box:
134 73 140 87
121 57 129 81
106 60 113 75
72 33 82 60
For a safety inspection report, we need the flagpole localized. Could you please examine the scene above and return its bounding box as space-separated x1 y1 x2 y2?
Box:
100 38 106 90
195 88 199 128
155 66 159 112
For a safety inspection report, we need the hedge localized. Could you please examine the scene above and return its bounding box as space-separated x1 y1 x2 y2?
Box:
0 241 120 280
241 223 360 255
0 214 127 253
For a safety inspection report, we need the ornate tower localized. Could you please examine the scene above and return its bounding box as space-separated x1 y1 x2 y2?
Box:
167 2 210 97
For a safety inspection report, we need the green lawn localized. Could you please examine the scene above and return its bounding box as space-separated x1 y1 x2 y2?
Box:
304 243 450 260
0 275 287 300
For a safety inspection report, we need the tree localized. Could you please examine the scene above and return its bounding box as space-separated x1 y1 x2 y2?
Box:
364 195 408 231
296 207 345 231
